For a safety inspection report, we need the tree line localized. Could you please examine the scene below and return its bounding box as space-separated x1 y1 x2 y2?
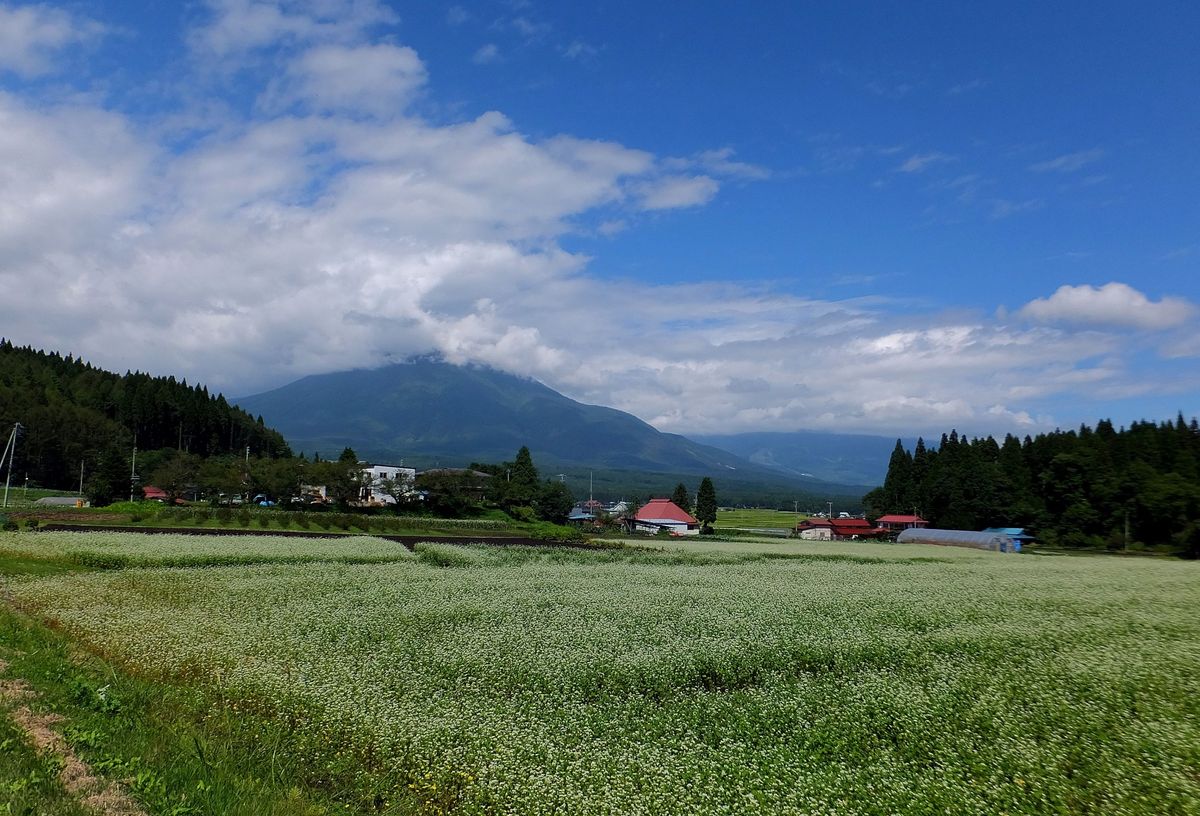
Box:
0 341 290 498
864 415 1200 556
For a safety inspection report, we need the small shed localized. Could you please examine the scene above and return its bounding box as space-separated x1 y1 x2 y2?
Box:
981 527 1033 552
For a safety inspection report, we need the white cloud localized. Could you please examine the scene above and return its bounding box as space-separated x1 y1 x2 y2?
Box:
687 148 770 180
1029 148 1105 173
897 152 953 173
990 198 1043 219
635 175 719 210
282 43 427 115
472 43 500 64
1018 282 1196 330
190 0 397 57
562 40 598 61
0 3 103 76
0 4 1193 442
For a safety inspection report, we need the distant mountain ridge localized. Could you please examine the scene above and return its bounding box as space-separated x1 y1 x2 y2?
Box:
687 431 918 486
234 360 874 502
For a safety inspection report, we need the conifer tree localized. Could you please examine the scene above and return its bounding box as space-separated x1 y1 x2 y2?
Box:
671 482 692 514
695 477 717 533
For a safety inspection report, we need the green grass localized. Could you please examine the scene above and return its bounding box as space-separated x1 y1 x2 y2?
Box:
713 507 805 529
2 532 1198 814
0 714 93 816
0 595 406 815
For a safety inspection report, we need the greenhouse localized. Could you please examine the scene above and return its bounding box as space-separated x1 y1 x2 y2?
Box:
896 528 1018 552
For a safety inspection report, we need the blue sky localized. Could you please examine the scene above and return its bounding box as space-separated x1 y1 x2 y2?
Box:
0 0 1197 437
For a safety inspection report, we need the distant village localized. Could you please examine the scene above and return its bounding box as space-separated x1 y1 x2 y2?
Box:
104 458 1035 552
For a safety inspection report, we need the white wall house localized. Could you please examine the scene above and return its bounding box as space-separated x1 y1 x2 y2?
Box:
360 464 417 505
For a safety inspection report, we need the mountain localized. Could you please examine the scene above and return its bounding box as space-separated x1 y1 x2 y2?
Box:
687 431 918 486
234 360 872 504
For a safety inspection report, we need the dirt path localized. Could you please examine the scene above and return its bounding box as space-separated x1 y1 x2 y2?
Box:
0 658 148 816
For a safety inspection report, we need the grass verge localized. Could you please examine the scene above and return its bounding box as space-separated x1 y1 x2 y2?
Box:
0 590 420 815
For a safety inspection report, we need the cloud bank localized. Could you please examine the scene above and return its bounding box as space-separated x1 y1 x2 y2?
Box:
0 1 1197 439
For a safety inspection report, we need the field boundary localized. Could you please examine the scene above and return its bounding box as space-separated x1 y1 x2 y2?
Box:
31 524 596 551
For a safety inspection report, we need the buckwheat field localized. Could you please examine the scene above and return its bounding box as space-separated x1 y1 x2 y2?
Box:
3 532 1199 815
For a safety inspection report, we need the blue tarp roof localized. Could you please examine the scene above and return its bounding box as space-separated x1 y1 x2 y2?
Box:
982 527 1033 538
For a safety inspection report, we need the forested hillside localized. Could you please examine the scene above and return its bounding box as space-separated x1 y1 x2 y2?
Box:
865 416 1200 556
0 341 290 491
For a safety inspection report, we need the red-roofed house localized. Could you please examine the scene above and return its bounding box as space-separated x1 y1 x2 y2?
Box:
633 498 700 536
875 514 929 532
795 516 889 540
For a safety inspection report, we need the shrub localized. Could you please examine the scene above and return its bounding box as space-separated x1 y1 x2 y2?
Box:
527 522 585 543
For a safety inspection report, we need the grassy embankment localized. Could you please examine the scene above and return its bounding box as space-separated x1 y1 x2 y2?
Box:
0 543 387 815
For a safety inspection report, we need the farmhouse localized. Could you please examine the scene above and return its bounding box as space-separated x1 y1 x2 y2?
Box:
875 514 929 532
794 517 889 540
632 498 700 536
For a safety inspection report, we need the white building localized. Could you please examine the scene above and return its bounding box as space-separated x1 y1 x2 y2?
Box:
360 463 416 505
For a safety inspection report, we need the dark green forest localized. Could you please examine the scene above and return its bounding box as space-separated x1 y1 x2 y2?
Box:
0 341 290 496
865 417 1200 556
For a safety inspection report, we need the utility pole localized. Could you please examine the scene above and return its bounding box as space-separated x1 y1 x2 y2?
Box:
79 459 85 497
826 500 833 519
2 422 24 509
129 443 138 502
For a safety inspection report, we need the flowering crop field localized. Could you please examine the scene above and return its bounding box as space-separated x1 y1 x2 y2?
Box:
3 532 1200 814
0 530 416 568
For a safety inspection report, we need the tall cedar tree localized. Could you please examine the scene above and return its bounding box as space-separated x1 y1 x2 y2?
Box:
670 482 692 514
505 445 540 506
695 477 717 532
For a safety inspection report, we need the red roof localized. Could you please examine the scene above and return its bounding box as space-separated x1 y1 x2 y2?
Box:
876 514 928 524
635 498 698 525
831 523 888 537
834 518 871 528
142 486 167 499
